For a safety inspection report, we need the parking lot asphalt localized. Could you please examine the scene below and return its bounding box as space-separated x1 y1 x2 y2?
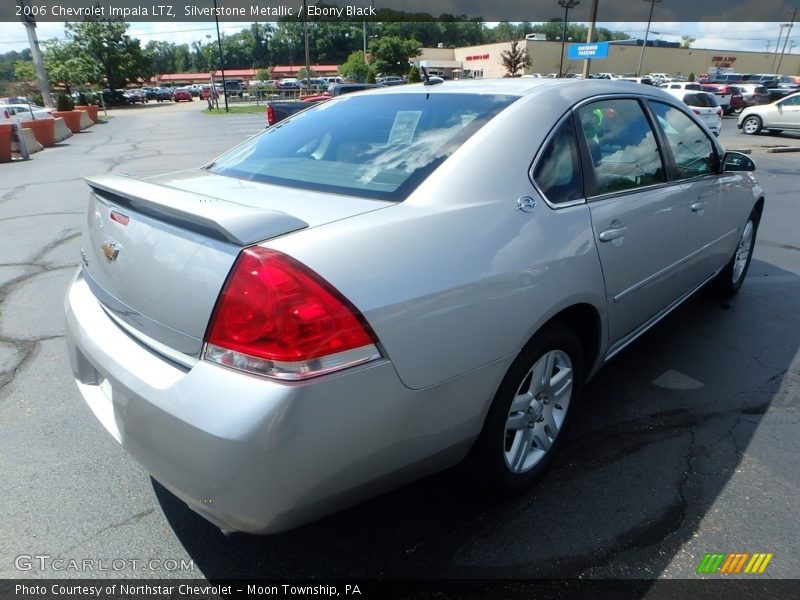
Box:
0 101 798 583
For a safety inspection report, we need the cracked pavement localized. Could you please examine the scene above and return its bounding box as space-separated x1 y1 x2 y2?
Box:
0 109 798 583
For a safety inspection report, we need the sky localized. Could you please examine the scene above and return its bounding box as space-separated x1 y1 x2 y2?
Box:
0 20 798 56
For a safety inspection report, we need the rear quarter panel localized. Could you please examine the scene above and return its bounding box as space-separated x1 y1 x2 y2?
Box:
266 90 608 390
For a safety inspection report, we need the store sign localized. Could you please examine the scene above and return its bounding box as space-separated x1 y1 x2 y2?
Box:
567 42 610 60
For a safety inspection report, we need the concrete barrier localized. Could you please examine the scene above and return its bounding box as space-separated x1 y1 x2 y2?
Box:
53 117 73 142
20 127 43 154
78 110 93 130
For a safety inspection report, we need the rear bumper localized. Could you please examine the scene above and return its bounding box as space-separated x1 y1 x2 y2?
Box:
65 269 503 533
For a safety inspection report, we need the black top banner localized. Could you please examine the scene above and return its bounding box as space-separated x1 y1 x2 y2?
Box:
4 0 800 23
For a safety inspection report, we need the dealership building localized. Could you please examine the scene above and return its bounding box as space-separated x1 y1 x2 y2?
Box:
416 39 800 79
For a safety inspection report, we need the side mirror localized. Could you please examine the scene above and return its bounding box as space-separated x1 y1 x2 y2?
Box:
722 151 756 172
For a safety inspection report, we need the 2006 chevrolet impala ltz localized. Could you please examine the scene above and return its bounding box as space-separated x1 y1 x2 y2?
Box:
65 79 763 533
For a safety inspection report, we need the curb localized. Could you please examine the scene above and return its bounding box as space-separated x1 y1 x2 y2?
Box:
765 146 800 153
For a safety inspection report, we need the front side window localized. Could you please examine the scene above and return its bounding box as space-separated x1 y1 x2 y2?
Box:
532 118 583 205
208 93 517 201
576 99 665 196
649 101 718 178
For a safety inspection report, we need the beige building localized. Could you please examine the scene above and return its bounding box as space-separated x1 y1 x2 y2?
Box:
417 40 800 79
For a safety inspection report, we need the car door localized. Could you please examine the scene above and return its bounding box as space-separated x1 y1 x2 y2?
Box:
647 100 741 289
771 95 800 128
576 98 690 348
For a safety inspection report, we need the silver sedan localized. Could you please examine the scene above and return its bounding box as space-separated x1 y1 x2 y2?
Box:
65 79 763 533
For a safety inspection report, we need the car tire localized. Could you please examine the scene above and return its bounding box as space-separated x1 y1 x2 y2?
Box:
467 323 584 494
713 209 759 297
742 115 762 135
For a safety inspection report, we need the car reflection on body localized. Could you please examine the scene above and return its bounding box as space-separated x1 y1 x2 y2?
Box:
65 79 764 534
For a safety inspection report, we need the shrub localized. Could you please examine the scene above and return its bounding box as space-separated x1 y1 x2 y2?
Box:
407 66 421 83
56 93 74 111
75 92 88 105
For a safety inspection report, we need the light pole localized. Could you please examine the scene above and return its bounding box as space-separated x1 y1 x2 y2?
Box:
557 0 579 78
636 0 661 76
776 10 797 74
16 0 53 108
212 0 228 112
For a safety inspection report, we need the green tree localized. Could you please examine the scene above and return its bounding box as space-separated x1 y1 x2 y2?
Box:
500 39 531 77
256 67 273 82
368 36 421 76
407 65 421 83
62 20 149 89
339 50 370 82
42 40 101 92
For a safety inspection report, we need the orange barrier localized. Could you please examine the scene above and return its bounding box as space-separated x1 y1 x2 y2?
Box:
75 104 99 124
20 118 56 147
52 110 82 133
0 123 12 162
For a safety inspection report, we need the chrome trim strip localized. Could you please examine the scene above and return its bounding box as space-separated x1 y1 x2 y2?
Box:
604 269 720 362
101 307 198 370
203 343 383 382
81 268 203 359
613 228 738 303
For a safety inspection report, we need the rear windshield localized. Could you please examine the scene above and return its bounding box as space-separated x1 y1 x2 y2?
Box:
684 93 719 107
207 92 517 201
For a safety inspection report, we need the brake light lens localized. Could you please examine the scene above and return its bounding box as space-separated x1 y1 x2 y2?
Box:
203 247 381 381
266 105 275 125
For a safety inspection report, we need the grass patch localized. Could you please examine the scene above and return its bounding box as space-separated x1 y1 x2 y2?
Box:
203 105 266 115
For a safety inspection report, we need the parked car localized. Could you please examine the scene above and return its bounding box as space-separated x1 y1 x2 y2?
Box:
664 89 722 135
736 83 771 107
66 79 763 534
738 92 800 135
172 87 193 102
265 83 384 126
659 82 702 91
377 76 406 86
124 89 147 104
143 87 159 101
700 84 744 115
1 103 54 120
155 88 173 102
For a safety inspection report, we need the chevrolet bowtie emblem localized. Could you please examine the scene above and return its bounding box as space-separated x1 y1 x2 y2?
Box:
101 241 119 262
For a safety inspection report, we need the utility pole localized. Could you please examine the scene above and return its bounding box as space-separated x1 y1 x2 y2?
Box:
776 9 797 74
636 0 661 77
16 0 53 108
582 0 599 79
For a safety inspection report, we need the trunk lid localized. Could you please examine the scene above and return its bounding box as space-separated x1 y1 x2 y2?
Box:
82 171 389 361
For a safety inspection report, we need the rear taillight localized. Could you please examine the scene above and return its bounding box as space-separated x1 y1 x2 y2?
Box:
266 105 275 125
203 247 381 381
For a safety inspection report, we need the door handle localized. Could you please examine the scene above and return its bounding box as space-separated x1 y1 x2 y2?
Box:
691 201 707 212
598 226 628 242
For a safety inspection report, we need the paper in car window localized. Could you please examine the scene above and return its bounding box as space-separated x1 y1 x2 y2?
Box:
388 111 422 144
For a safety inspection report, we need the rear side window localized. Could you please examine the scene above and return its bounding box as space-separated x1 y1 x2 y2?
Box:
208 93 517 201
532 118 583 205
576 99 666 196
684 93 718 107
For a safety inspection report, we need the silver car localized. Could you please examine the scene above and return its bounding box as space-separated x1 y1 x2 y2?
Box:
65 80 763 534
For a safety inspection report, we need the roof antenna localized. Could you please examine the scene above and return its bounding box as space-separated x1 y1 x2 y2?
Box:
420 65 430 84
